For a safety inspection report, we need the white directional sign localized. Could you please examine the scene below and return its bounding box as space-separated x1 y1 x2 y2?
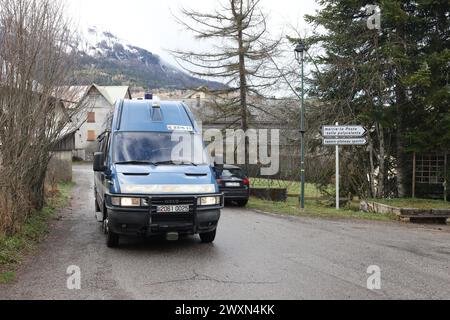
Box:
321 123 368 211
323 138 368 146
322 125 367 137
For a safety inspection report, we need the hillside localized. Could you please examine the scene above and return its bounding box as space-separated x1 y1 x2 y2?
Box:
74 27 223 90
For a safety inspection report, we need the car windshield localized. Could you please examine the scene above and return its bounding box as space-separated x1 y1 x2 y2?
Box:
114 132 210 165
221 168 245 179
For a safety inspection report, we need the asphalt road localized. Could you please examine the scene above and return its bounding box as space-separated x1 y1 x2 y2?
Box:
1 164 449 300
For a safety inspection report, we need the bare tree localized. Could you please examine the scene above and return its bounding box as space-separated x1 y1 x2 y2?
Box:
171 0 282 133
0 0 85 234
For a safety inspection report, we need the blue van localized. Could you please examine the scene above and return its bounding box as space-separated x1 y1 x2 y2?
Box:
93 98 223 248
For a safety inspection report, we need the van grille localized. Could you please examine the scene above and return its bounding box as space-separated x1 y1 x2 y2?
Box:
148 197 196 226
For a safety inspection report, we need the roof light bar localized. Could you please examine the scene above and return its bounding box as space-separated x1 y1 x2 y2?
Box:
152 96 161 108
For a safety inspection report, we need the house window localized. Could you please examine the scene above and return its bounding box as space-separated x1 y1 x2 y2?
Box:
87 130 96 142
87 112 96 123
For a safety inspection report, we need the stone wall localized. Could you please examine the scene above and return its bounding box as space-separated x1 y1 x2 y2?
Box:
360 200 450 223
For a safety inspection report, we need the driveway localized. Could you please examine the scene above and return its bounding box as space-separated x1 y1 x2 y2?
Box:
1 164 449 300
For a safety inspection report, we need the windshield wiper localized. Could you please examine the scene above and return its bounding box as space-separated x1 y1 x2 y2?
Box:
155 160 198 167
115 161 158 166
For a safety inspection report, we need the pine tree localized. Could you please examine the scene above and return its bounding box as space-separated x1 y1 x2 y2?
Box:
303 0 449 198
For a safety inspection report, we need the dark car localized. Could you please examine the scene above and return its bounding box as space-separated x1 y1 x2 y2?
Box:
216 165 250 207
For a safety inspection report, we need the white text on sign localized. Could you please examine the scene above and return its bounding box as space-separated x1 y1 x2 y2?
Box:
322 126 367 137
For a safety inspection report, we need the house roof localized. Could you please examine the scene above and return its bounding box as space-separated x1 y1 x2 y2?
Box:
183 86 210 99
56 86 91 104
56 84 131 106
94 84 131 105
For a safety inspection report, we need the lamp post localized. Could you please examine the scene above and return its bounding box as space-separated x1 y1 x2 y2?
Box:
295 41 307 209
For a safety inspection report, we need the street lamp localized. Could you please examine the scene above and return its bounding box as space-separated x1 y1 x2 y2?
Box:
295 41 307 209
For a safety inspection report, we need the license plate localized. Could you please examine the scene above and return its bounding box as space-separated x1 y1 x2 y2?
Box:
156 205 190 213
225 182 241 187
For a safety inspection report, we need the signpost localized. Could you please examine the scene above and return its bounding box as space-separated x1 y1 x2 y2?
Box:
321 124 368 210
323 138 368 146
322 126 367 138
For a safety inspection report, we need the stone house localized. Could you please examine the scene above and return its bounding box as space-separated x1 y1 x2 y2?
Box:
70 84 131 160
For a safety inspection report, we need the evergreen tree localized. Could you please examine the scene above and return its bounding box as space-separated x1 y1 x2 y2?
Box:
303 0 449 198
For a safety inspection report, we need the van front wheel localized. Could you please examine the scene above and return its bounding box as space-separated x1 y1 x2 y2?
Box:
107 230 120 248
200 230 216 243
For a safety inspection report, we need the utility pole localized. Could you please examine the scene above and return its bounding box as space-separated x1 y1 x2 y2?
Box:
335 122 340 210
295 41 307 209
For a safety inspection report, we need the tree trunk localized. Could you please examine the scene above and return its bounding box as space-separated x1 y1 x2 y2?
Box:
368 135 376 198
237 22 248 132
377 122 386 197
395 86 408 198
236 8 250 172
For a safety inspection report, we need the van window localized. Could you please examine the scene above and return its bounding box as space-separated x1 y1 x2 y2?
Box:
102 133 110 165
98 139 104 153
113 132 210 165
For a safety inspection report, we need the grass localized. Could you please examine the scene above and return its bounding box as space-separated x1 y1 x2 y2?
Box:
248 196 398 222
0 271 15 284
249 179 448 219
369 198 450 210
251 178 331 197
0 182 73 284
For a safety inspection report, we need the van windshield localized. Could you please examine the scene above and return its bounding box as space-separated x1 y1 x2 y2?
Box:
113 132 210 166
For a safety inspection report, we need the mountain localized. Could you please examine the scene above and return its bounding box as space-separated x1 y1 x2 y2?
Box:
74 27 223 90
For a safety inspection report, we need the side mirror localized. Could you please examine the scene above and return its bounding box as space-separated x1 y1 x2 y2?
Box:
93 152 105 172
214 162 224 179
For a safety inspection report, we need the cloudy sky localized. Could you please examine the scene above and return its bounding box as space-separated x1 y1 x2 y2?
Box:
67 0 320 66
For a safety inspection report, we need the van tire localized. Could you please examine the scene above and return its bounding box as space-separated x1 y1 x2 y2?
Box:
236 200 248 207
107 231 120 248
200 230 216 243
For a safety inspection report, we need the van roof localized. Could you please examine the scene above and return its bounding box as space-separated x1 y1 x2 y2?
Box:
114 99 198 133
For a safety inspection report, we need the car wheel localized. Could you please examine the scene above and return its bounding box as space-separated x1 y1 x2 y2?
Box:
236 200 248 207
101 205 108 233
102 218 108 234
200 229 216 243
107 229 119 248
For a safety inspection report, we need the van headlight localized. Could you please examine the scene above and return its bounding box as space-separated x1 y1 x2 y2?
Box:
198 196 221 206
111 197 141 207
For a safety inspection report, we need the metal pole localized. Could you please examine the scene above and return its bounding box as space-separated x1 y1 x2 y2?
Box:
444 153 447 202
336 122 340 210
300 52 305 209
412 152 416 198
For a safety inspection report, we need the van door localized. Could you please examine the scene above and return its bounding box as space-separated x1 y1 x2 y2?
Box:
95 133 110 207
